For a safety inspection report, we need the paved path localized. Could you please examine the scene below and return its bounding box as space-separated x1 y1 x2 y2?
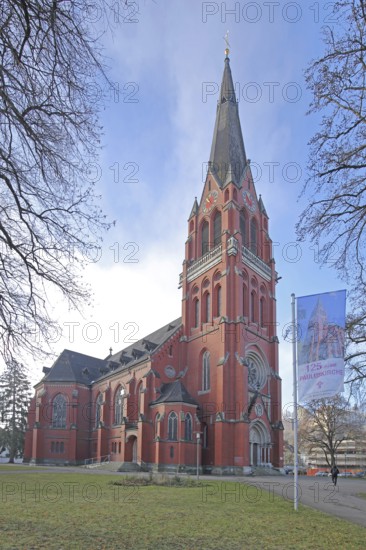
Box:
242 475 366 528
1 466 365 528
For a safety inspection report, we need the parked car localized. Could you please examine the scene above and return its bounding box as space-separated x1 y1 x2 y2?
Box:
338 471 354 477
315 471 328 477
355 471 366 478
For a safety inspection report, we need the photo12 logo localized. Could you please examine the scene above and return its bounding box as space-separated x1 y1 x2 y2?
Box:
201 2 342 24
202 81 302 104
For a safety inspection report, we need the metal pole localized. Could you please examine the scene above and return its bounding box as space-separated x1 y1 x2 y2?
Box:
292 293 299 511
196 433 200 480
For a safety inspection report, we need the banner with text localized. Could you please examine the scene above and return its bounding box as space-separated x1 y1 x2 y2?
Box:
297 290 346 402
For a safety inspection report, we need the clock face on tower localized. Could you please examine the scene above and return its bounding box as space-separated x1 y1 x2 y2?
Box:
242 190 256 213
202 190 218 214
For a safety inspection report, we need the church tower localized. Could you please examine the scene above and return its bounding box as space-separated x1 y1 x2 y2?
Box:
180 49 283 473
24 47 283 474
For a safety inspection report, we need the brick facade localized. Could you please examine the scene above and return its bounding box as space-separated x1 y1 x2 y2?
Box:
24 54 283 474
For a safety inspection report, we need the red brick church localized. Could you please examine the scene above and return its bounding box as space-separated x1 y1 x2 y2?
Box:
24 51 284 474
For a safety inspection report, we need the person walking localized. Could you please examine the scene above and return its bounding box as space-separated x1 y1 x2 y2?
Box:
331 465 339 486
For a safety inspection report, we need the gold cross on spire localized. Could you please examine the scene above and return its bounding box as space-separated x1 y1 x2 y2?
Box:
224 30 230 57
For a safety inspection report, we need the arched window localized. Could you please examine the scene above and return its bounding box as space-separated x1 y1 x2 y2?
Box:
201 221 209 255
168 412 178 441
216 285 222 317
95 393 103 427
202 351 210 391
251 291 256 322
155 413 161 437
260 297 265 327
204 292 211 323
194 298 199 328
202 423 208 448
185 413 193 441
114 386 125 425
60 442 64 453
243 284 248 318
52 394 67 428
240 210 247 247
55 441 59 453
250 218 257 255
213 211 221 246
137 383 144 415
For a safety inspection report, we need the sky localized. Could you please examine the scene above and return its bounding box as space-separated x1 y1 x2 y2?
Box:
26 0 348 410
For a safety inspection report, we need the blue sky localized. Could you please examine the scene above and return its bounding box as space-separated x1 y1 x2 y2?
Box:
27 1 348 410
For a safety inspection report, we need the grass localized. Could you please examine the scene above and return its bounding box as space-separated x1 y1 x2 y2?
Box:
0 471 365 549
0 464 44 471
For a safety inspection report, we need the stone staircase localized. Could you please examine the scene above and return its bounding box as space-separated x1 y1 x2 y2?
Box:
117 461 144 473
83 461 145 472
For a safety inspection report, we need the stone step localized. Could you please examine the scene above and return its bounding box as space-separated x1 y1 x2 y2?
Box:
117 461 143 472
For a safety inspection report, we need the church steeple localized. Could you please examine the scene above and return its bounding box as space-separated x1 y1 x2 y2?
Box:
208 53 248 188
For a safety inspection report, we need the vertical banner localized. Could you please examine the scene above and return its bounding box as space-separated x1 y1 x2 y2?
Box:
296 290 346 402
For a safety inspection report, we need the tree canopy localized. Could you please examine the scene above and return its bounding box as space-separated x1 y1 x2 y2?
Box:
298 396 365 468
0 1 125 363
0 360 31 462
297 0 366 386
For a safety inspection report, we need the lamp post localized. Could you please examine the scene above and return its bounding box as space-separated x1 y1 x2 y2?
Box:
344 452 347 473
196 432 201 480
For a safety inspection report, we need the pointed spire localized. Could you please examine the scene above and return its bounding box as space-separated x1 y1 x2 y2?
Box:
208 54 247 188
258 195 268 217
188 197 199 219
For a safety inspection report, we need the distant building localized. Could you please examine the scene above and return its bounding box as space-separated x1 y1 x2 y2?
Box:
24 51 283 474
306 438 366 473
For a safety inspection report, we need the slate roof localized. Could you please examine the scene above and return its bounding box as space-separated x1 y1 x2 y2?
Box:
39 318 183 385
208 55 248 188
41 350 109 384
106 317 182 375
150 380 199 407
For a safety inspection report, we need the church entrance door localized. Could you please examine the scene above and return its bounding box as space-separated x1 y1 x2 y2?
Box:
253 443 258 466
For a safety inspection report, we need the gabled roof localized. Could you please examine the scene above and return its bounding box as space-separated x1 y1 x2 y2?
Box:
38 318 183 386
150 380 199 407
106 317 182 375
41 350 108 384
208 55 248 188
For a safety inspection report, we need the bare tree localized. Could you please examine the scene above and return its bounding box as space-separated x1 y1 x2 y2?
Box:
0 2 132 363
298 396 364 468
296 0 366 383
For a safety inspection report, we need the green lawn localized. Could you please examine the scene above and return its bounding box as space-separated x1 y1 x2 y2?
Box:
0 471 365 549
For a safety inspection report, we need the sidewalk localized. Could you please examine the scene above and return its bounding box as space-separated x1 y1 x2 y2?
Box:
239 475 366 528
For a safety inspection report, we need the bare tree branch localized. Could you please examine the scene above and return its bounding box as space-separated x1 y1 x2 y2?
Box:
0 2 132 363
297 0 366 384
